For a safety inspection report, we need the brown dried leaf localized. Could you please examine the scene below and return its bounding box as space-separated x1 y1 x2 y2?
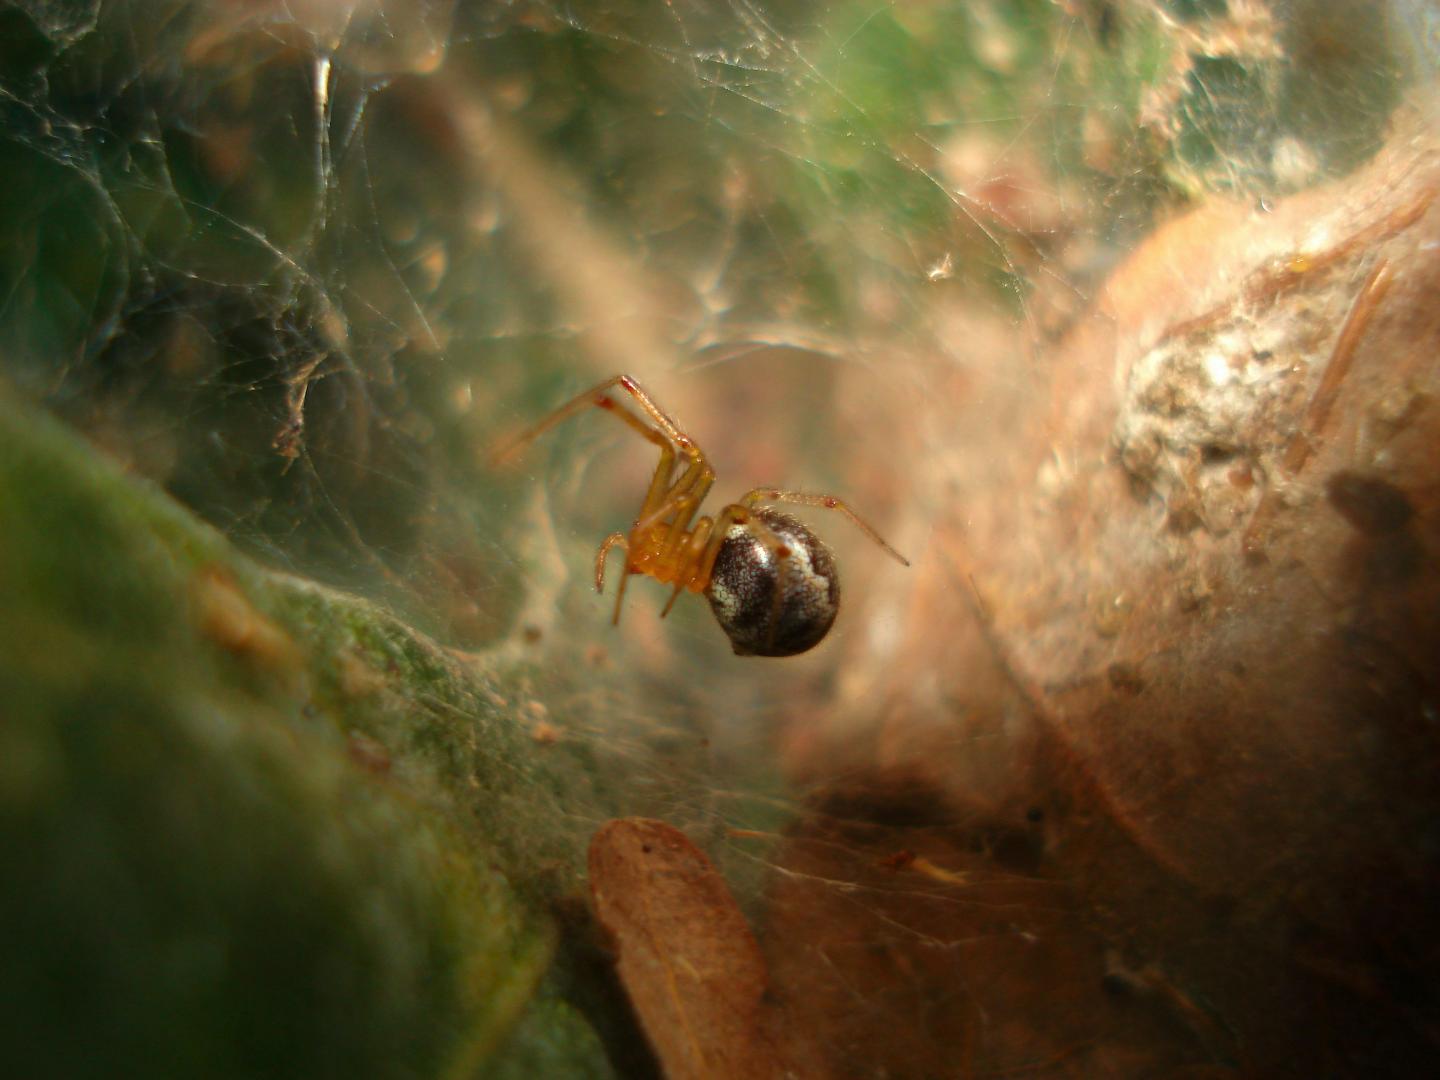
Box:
845 116 1440 1075
589 818 789 1080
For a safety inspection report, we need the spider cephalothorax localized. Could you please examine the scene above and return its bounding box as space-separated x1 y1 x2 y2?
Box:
497 374 907 657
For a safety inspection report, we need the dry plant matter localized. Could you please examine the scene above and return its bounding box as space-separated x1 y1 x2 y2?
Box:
758 119 1440 1076
589 819 791 1079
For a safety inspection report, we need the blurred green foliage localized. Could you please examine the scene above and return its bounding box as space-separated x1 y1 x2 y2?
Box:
0 389 608 1075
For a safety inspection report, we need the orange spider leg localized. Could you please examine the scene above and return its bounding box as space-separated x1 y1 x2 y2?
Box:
741 488 910 566
633 487 703 602
642 462 714 543
495 373 694 451
578 375 711 528
605 374 692 446
553 396 673 623
593 396 682 520
611 441 714 592
682 516 716 589
593 532 631 625
659 515 715 618
586 376 713 528
497 375 707 624
610 556 633 625
594 532 629 592
494 374 690 522
582 384 707 620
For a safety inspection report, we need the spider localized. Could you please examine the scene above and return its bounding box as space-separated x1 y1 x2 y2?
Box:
497 374 910 656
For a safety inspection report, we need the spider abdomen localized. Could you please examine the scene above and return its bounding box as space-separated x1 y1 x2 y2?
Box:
704 507 840 657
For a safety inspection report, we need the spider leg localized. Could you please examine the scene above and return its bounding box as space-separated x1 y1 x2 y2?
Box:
493 375 671 461
595 532 639 626
610 562 632 626
637 441 677 534
496 374 731 625
607 374 691 447
658 515 715 618
741 488 910 566
493 373 714 543
680 515 715 591
596 376 714 525
594 532 629 593
638 461 714 538
659 582 685 619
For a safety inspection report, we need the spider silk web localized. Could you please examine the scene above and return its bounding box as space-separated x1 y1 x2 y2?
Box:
1 0 1426 1074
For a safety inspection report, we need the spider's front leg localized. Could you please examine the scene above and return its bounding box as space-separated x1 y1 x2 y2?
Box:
594 532 629 593
594 532 631 625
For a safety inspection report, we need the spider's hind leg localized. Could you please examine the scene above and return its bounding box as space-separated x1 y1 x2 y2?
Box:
742 488 909 566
